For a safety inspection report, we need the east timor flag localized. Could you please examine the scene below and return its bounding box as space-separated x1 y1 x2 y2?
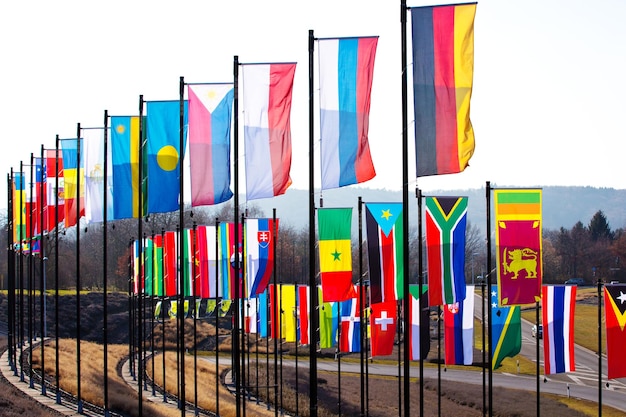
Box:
318 208 356 302
411 3 477 177
604 284 626 379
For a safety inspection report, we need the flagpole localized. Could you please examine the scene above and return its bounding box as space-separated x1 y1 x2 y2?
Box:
135 97 145 415
28 153 34 390
7 171 15 374
38 144 47 396
178 76 187 416
74 124 84 413
400 2 411 415
102 110 111 416
232 57 242 417
161 229 167 404
336 299 342 417
437 305 441 417
308 28 319 417
597 278 603 417
53 137 61 403
214 220 220 415
272 218 278 417
536 300 540 417
358 196 366 417
192 223 199 415
486 181 493 417
481 269 486 417
19 161 25 384
417 188 424 417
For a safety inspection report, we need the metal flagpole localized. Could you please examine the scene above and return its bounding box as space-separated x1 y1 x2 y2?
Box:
598 278 603 417
232 58 242 417
400 2 412 415
161 229 167 404
54 139 61 403
214 220 220 415
486 181 493 417
536 301 540 417
19 161 25 383
103 110 111 416
272 214 279 417
136 99 144 416
39 145 46 396
308 29 319 417
417 188 424 417
178 76 187 416
28 153 34 390
7 171 16 374
358 196 365 417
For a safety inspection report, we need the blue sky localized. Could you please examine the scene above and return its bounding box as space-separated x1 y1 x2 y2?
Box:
1 0 625 212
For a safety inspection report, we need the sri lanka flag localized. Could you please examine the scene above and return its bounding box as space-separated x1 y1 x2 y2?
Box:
188 83 234 206
542 285 576 375
604 284 626 379
411 3 477 177
245 218 278 297
242 63 296 200
425 196 467 306
318 36 377 190
145 100 188 214
495 189 542 306
366 202 403 303
444 285 474 365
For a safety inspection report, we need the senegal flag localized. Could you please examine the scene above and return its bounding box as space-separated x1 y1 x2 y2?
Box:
318 208 356 302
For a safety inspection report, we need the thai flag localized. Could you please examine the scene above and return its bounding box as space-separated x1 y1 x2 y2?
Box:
542 285 576 374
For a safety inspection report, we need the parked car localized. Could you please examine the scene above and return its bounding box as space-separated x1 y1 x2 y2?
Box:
565 278 585 286
531 324 543 339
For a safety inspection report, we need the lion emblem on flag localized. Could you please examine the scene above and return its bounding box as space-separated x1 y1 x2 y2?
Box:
502 248 538 279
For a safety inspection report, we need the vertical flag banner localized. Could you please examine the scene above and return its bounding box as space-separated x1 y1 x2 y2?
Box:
297 285 311 345
281 284 297 343
188 83 234 206
245 218 278 297
542 285 576 375
365 202 403 303
152 235 164 296
318 285 339 349
144 237 154 296
29 158 44 237
318 208 356 302
45 149 65 229
182 228 195 297
196 225 217 298
604 284 626 379
370 301 397 357
339 295 361 353
219 222 243 300
244 297 258 333
495 189 543 305
425 196 468 306
408 284 431 360
146 100 188 213
444 285 474 365
111 116 145 219
491 285 522 369
163 230 178 297
242 63 296 200
60 138 85 228
318 36 377 189
12 173 26 243
258 290 269 338
411 3 477 177
83 128 114 223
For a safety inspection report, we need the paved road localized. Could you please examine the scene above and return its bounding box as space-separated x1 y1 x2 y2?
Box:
471 291 626 410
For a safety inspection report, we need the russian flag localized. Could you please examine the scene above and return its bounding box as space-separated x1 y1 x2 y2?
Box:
242 63 296 200
444 285 474 365
188 84 234 207
319 36 377 190
542 285 576 374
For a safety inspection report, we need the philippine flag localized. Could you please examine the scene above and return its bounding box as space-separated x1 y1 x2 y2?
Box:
242 63 296 200
318 36 377 190
542 285 576 375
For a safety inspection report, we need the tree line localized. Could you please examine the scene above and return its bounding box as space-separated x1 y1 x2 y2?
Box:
0 206 623 292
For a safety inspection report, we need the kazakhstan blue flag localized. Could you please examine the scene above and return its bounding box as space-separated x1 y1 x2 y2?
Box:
146 100 188 213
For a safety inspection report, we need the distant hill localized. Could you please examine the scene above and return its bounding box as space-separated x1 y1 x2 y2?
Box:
249 186 626 234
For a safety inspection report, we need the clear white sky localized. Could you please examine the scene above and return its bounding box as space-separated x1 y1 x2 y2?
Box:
1 0 625 211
